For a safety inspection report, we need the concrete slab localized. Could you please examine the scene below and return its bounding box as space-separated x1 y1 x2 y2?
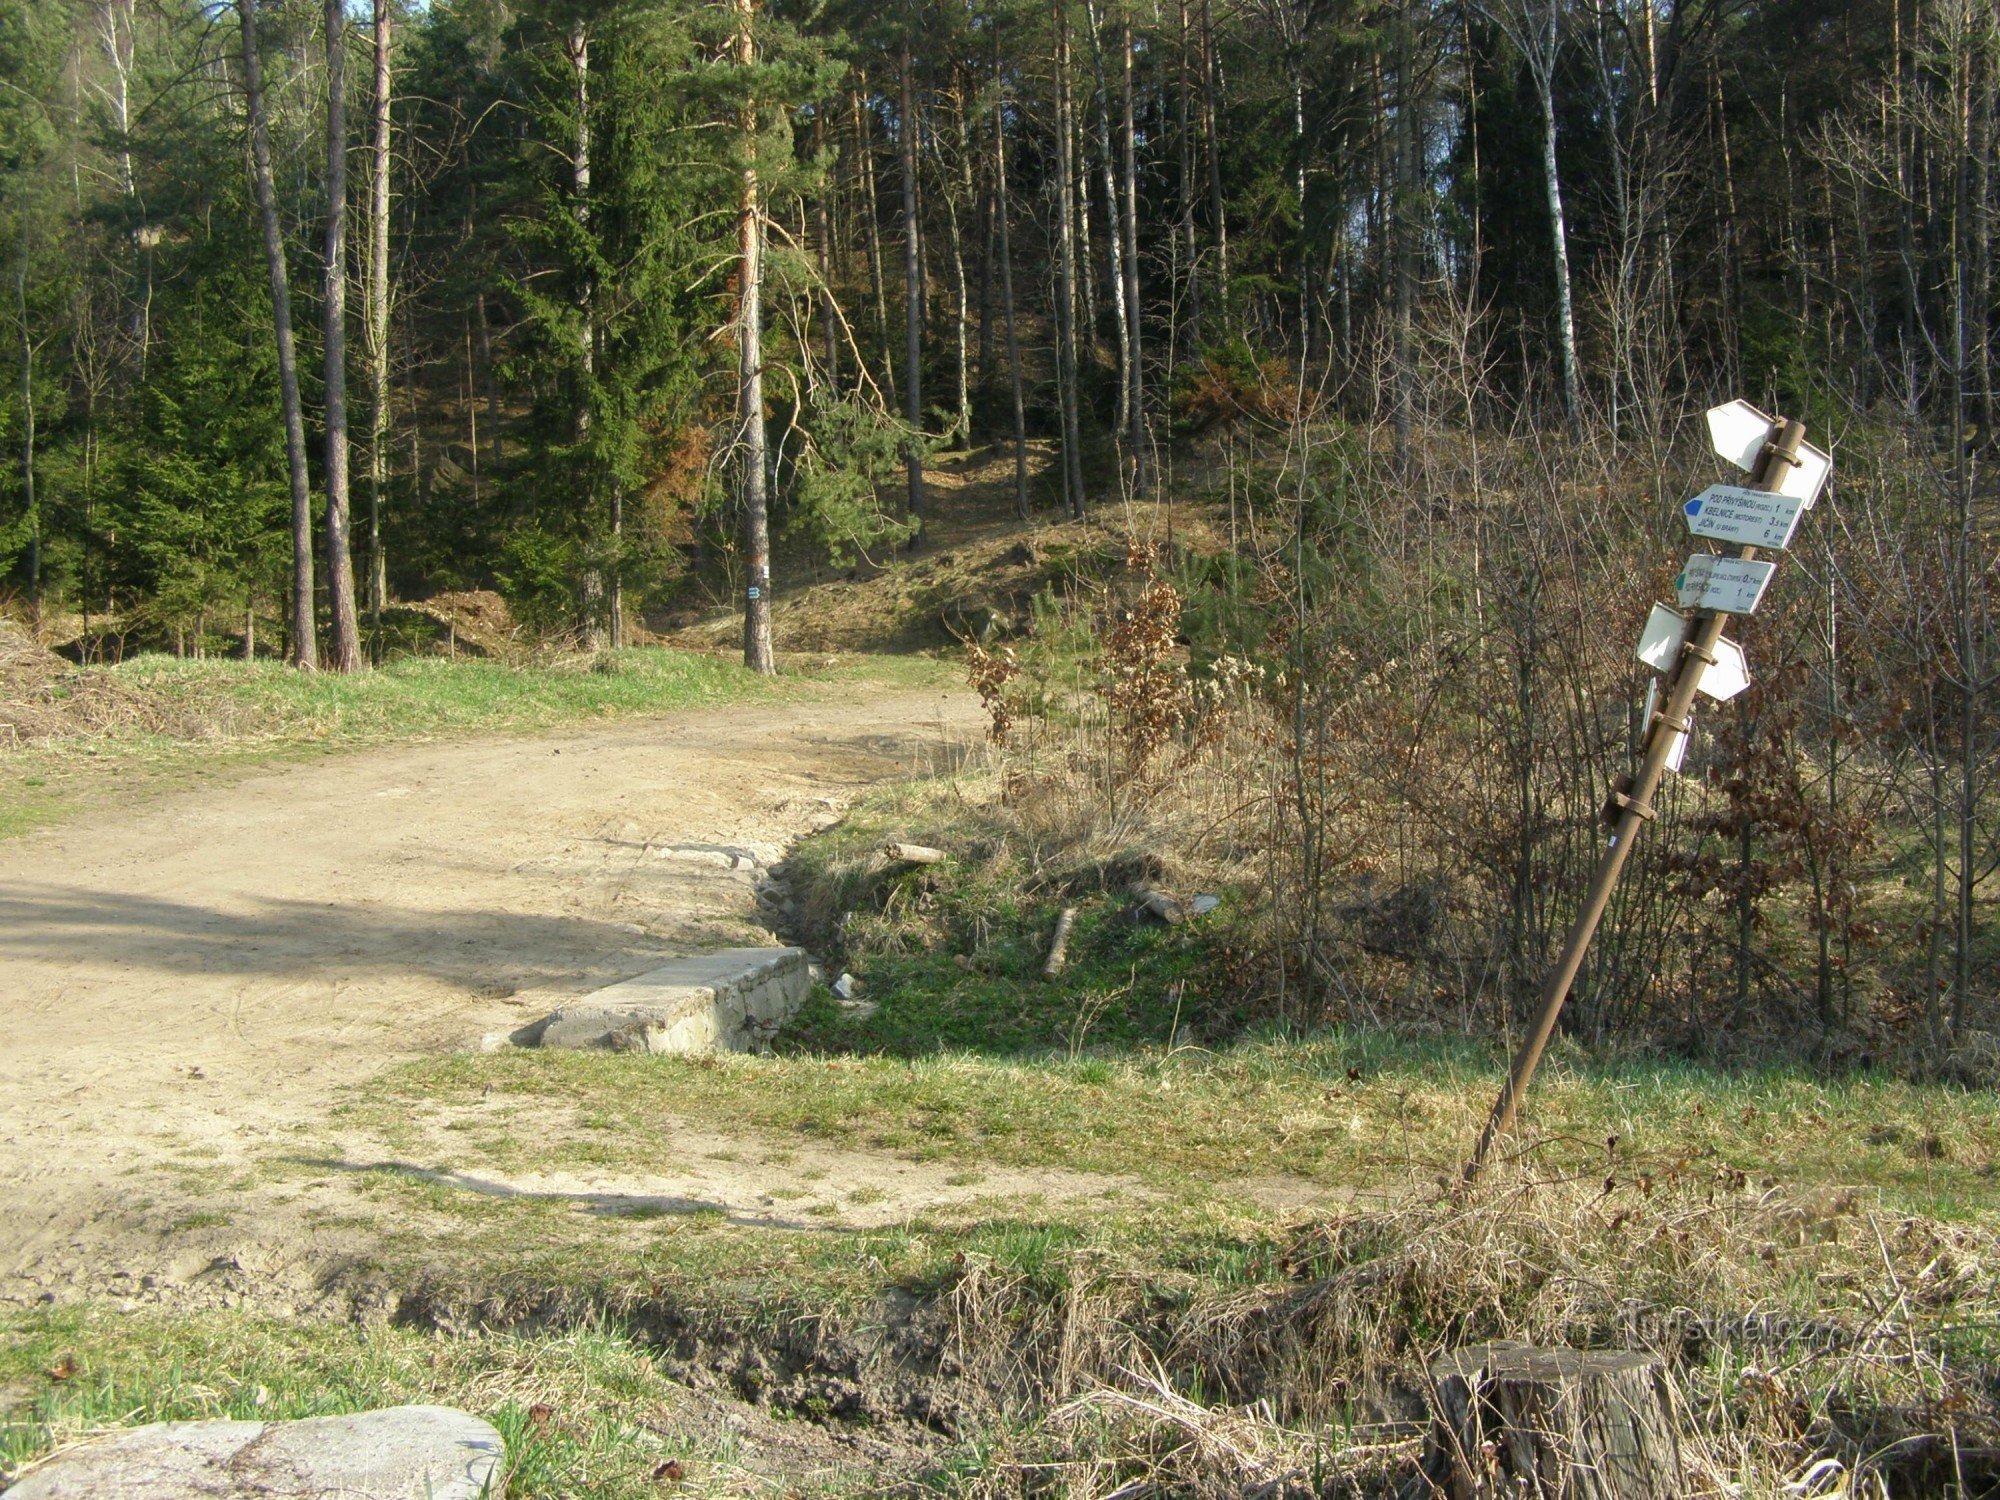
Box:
5 1404 504 1499
533 946 810 1054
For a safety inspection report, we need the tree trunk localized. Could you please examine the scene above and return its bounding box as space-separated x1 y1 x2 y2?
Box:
854 89 895 405
899 40 926 543
475 285 501 478
322 0 362 672
365 0 393 638
1421 1343 1682 1500
15 264 36 618
739 0 774 675
1199 0 1228 315
1085 0 1131 450
1530 12 1581 424
567 21 607 649
238 0 316 670
947 74 973 444
1175 0 1198 361
1118 20 1148 494
812 109 841 389
1051 0 1086 517
975 82 995 393
1393 0 1416 463
992 41 1030 520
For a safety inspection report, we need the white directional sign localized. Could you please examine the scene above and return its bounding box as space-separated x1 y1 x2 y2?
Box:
1635 602 1688 671
1634 602 1752 701
1677 554 1777 615
1705 400 1831 507
1642 678 1690 773
1683 484 1807 550
1699 638 1751 701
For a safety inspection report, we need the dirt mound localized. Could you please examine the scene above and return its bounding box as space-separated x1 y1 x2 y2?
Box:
662 445 1227 655
0 618 182 748
384 590 522 659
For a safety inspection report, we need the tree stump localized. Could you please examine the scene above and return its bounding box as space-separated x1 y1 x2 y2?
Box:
1415 1343 1681 1500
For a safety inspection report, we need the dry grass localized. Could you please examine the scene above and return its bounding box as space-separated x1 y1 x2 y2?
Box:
0 618 224 746
923 1161 2000 1497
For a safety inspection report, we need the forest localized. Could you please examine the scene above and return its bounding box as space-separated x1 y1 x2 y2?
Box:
0 0 1994 1057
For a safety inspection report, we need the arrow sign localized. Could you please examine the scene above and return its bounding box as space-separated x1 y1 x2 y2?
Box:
1683 484 1808 550
1635 602 1752 700
1699 638 1751 701
1642 679 1690 773
1706 400 1832 507
1677 554 1777 615
1636 603 1688 671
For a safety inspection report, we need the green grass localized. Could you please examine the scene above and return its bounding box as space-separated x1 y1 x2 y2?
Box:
363 1032 2000 1220
775 773 1250 1057
0 647 953 839
0 1304 812 1498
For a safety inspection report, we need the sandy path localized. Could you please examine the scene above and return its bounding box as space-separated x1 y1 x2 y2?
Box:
0 686 978 1289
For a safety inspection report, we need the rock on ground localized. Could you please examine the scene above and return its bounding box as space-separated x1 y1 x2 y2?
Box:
528 945 811 1054
5 1404 504 1500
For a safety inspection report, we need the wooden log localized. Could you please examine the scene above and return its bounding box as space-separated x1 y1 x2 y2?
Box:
883 841 946 865
1130 887 1185 924
1416 1343 1681 1500
1041 906 1078 979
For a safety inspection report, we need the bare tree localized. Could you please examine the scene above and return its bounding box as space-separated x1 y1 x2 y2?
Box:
1481 0 1581 424
899 38 926 542
1118 17 1149 493
364 0 393 636
739 0 774 674
991 37 1030 519
322 0 363 672
238 0 315 668
1051 0 1087 516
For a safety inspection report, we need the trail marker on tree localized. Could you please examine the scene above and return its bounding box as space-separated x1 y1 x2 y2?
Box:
1462 406 1825 1185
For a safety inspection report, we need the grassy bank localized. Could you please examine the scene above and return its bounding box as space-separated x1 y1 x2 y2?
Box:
367 1034 2000 1222
11 1026 1989 1495
0 647 951 839
8 1018 2000 1496
0 1304 856 1500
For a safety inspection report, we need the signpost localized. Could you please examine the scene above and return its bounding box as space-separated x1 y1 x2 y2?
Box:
1683 484 1808 549
1706 400 1830 505
1676 554 1777 615
1461 406 1823 1185
1635 605 1750 701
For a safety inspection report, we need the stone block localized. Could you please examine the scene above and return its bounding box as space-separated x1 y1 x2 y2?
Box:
5 1404 504 1499
533 946 809 1055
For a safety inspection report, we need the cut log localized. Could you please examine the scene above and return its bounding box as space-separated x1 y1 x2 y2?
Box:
1042 906 1078 980
1131 888 1185 924
883 842 946 865
1416 1343 1681 1500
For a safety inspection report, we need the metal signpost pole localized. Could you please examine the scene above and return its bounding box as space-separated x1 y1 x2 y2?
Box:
1461 416 1809 1186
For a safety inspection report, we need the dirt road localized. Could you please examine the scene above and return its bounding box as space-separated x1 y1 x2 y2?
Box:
0 687 977 1294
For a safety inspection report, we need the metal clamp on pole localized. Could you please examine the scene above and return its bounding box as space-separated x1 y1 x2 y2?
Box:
1609 789 1656 821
